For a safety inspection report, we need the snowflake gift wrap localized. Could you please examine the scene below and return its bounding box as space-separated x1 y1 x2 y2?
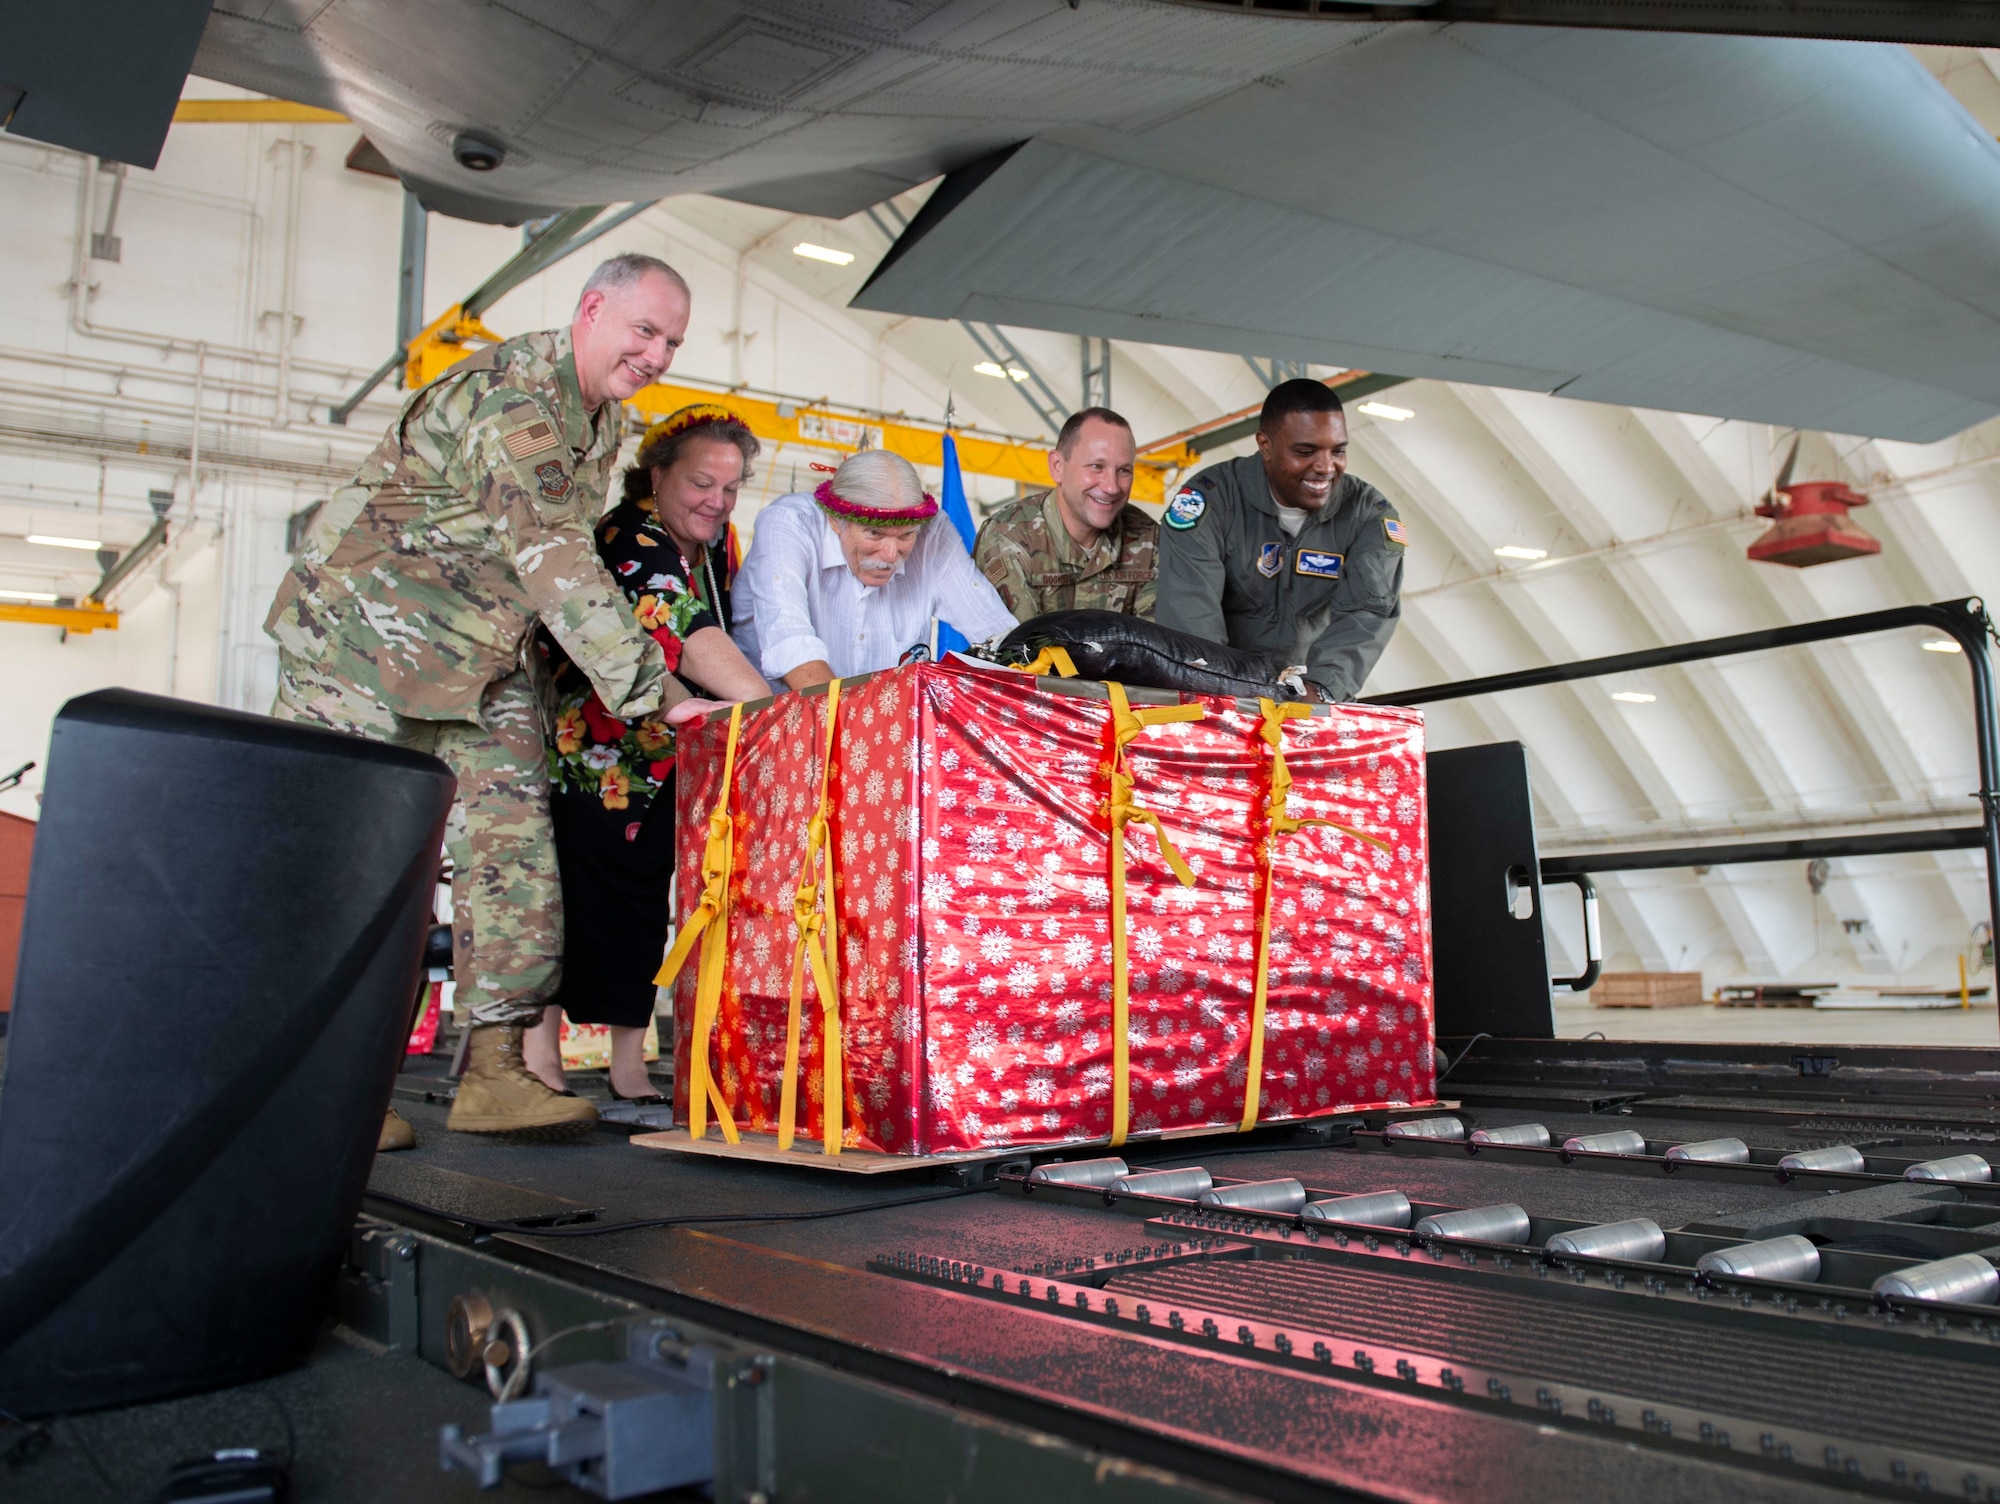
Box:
669 658 1436 1156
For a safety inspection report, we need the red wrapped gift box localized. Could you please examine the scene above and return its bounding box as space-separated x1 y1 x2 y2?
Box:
668 659 1436 1157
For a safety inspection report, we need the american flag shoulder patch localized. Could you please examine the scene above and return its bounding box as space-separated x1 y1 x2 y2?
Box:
1383 516 1409 547
502 420 559 460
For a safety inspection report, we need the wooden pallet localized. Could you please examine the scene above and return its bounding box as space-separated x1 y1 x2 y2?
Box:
1590 971 1705 1008
630 1105 1452 1175
630 1128 1017 1175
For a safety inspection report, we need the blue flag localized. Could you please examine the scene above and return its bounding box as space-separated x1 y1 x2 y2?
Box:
935 430 978 657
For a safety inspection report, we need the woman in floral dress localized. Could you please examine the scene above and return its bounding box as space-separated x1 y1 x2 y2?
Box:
525 405 770 1100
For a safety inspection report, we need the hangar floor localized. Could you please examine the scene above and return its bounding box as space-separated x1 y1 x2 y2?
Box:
1555 998 2000 1045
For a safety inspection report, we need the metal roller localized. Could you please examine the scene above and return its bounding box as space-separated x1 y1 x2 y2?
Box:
1563 1129 1648 1156
1872 1253 2000 1305
1544 1218 1667 1262
1665 1137 1750 1164
1198 1178 1307 1213
1383 1116 1466 1142
1777 1145 1866 1173
1300 1190 1413 1228
1696 1234 1821 1282
1109 1167 1213 1199
1027 1157 1128 1189
1413 1204 1532 1244
1903 1153 1992 1183
1470 1124 1550 1148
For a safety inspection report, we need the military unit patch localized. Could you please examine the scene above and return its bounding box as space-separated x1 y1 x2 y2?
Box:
503 421 560 460
1163 487 1206 530
534 461 572 500
1295 549 1343 579
1384 516 1409 546
1257 542 1283 577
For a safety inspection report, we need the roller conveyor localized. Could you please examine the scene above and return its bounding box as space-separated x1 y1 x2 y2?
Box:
312 1045 2000 1504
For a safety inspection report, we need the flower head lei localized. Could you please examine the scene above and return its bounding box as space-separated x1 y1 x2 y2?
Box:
811 476 938 528
637 403 743 459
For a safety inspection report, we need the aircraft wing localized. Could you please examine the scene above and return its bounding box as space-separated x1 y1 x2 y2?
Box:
184 1 2000 440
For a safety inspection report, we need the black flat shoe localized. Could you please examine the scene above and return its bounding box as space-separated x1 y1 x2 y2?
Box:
608 1083 669 1105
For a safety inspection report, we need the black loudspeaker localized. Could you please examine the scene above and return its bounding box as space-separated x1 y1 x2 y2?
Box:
0 690 454 1415
1426 741 1556 1039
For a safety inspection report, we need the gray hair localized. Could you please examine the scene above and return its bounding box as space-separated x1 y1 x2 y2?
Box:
828 448 929 520
579 252 689 305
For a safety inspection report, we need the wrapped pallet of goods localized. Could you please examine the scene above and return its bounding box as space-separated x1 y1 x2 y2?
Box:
663 655 1437 1159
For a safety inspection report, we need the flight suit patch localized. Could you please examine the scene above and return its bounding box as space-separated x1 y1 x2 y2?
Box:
1384 517 1409 547
1164 488 1206 530
1257 542 1283 578
534 461 572 500
1295 549 1343 579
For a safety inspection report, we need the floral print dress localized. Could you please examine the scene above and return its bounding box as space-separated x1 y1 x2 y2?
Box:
546 498 734 817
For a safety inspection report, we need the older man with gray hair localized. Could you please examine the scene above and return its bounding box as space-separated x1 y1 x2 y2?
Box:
267 252 717 1146
733 449 1016 692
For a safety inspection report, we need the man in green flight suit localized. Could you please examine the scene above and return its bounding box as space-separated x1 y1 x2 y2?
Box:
974 407 1157 620
1156 379 1405 702
267 253 704 1147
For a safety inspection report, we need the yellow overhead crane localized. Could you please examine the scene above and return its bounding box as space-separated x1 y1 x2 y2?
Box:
403 311 1183 504
0 601 118 632
173 100 350 125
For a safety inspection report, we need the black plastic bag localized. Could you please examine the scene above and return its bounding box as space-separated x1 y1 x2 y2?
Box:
993 610 1301 700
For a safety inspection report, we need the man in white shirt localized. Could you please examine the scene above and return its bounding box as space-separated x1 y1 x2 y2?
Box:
734 448 1017 691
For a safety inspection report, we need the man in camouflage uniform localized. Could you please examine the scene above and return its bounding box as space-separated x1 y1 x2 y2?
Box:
974 407 1157 620
267 253 698 1145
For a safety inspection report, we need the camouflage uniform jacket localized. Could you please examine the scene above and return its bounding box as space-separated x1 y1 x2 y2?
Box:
265 328 679 725
972 489 1158 620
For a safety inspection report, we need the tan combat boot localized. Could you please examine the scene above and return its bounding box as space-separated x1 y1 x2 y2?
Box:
377 1107 416 1152
447 1023 600 1141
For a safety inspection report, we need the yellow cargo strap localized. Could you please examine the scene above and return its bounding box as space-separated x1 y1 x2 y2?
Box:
655 703 744 1144
1241 699 1390 1132
779 681 845 1154
1104 682 1205 1147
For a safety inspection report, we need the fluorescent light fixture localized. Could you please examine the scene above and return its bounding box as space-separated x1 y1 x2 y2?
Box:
27 534 102 550
1610 691 1656 704
973 361 1031 382
0 588 60 602
1357 400 1414 421
1923 639 1963 653
792 242 854 266
1493 545 1547 561
1006 366 1028 381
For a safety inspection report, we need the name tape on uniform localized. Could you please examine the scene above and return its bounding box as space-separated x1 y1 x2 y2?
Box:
1164 487 1206 530
503 420 560 461
1295 549 1343 580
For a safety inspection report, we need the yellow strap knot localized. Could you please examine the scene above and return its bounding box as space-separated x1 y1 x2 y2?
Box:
1240 698 1390 1132
1103 682 1205 1147
655 702 744 1145
779 682 844 1155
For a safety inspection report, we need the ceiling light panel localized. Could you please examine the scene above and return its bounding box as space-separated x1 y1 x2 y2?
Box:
792 242 854 266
